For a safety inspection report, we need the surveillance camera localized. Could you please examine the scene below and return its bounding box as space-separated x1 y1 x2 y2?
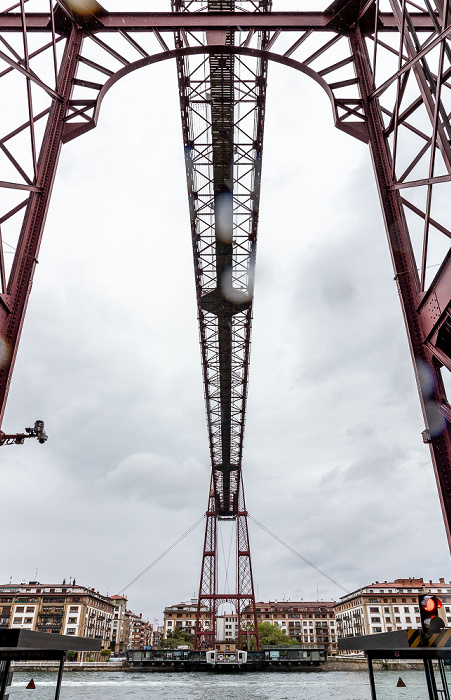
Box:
33 420 48 444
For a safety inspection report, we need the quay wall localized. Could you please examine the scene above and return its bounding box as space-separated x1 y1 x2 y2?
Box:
10 657 425 673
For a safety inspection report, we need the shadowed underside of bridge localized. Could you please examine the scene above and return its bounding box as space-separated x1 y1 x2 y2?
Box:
2 0 451 649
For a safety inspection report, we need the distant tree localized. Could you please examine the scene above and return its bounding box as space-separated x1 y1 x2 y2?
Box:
159 629 194 649
100 649 111 659
257 622 298 646
66 651 77 661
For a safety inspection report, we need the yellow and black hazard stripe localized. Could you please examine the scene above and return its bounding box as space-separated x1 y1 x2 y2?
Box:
427 629 451 648
407 629 422 647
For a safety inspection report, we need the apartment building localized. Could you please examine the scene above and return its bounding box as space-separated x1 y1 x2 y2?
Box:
0 580 114 659
109 594 128 653
334 577 451 640
216 614 239 642
163 600 209 638
126 610 152 649
249 601 338 654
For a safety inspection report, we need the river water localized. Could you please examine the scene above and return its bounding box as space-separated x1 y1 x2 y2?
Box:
6 669 446 699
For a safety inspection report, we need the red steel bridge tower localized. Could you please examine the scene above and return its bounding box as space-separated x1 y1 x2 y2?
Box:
3 0 451 648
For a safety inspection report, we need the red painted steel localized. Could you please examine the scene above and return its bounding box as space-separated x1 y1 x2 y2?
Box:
0 25 83 425
2 0 451 648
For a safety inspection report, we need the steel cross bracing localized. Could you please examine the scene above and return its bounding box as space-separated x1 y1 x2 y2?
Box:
3 0 451 644
172 0 266 650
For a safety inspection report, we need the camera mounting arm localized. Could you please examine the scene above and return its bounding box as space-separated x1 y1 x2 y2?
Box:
0 420 48 446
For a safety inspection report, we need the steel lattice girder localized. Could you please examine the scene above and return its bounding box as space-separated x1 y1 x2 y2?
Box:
2 0 451 550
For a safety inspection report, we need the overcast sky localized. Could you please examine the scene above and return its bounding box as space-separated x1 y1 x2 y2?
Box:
1 0 451 626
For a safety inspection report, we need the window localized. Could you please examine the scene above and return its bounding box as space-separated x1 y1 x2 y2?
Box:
68 617 77 624
371 617 381 623
69 607 78 613
384 608 389 613
372 627 382 633
395 617 401 623
370 607 379 613
394 607 399 613
385 617 391 623
26 607 34 613
404 607 409 613
67 628 76 635
15 607 24 613
13 617 22 624
406 617 411 623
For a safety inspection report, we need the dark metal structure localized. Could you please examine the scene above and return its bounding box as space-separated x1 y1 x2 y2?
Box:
339 629 451 700
2 0 451 647
0 629 100 700
0 418 47 445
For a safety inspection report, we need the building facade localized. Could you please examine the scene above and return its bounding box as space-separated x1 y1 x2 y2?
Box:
216 614 239 642
249 601 338 654
163 600 211 639
0 581 115 659
109 594 128 653
334 577 451 641
126 610 152 649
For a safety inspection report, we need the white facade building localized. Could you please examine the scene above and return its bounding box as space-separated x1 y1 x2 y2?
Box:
216 614 238 641
334 577 451 642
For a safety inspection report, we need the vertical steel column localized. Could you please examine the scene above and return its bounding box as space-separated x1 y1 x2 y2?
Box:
236 473 259 650
350 25 451 550
366 654 378 700
424 658 440 700
54 654 65 700
439 658 451 700
194 477 217 650
0 660 10 700
0 24 83 425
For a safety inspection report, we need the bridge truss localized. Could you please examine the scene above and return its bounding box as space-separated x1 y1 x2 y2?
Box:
2 0 451 648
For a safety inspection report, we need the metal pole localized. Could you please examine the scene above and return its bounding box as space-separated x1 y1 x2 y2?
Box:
439 658 450 700
424 658 440 700
367 654 377 700
0 660 10 700
54 654 65 700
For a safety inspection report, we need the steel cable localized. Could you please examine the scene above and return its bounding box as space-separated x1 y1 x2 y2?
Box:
248 514 350 594
119 514 206 594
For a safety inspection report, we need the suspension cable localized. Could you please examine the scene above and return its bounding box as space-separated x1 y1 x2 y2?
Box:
248 514 350 594
119 514 206 594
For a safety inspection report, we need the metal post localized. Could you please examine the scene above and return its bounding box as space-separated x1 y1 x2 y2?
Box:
424 658 440 700
439 658 450 700
54 654 65 700
366 653 377 700
0 660 10 700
